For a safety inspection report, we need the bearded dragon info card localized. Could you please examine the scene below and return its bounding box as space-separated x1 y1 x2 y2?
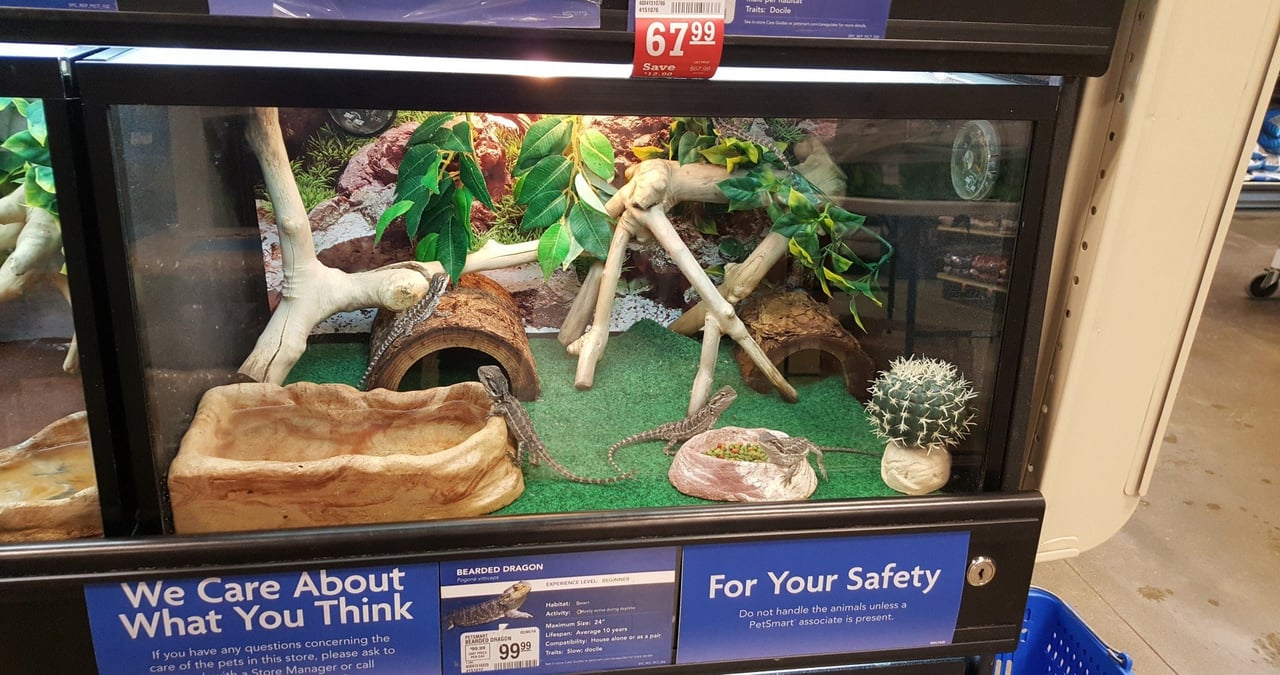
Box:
438 548 679 674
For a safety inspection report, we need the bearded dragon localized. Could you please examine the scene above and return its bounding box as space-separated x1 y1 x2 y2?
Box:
760 436 880 482
446 581 534 630
478 366 634 485
361 272 449 390
606 386 738 474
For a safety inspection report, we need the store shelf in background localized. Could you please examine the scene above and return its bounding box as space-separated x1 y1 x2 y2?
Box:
938 273 1009 294
938 225 1017 239
1237 182 1280 209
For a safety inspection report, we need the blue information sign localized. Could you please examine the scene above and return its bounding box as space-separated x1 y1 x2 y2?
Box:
0 1 116 8
439 548 678 674
727 0 891 39
676 532 970 664
627 0 890 40
84 563 441 675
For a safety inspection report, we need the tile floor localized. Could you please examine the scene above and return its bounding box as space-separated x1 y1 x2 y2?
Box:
1032 209 1280 673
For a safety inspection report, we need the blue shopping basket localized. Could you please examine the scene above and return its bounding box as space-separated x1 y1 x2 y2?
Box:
992 588 1134 675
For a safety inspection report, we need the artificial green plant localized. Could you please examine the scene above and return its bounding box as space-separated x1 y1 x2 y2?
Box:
375 112 495 282
0 97 56 217
635 117 894 329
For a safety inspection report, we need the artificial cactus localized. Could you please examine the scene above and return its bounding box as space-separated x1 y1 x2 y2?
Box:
865 356 977 451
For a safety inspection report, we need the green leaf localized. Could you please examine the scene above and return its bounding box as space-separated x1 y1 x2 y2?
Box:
580 129 616 180
520 190 569 232
788 237 813 265
453 185 473 237
631 145 666 161
574 172 609 214
23 170 56 216
407 113 455 148
699 144 730 166
564 228 584 266
733 139 761 164
586 171 618 197
32 165 55 194
414 232 439 262
787 185 818 220
12 98 27 116
439 121 473 154
789 230 820 266
724 153 752 174
458 153 493 209
820 267 848 297
375 200 414 245
770 213 804 238
516 155 572 206
2 130 49 166
825 204 867 238
514 116 572 175
691 208 718 235
676 132 696 165
396 145 443 238
718 175 766 211
0 148 22 174
830 252 854 274
415 177 456 241
718 237 751 263
0 98 10 111
567 201 612 260
512 173 526 202
421 186 473 283
398 143 441 190
537 221 573 278
24 100 46 145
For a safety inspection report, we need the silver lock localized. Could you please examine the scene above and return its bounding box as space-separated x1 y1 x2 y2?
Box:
966 556 997 586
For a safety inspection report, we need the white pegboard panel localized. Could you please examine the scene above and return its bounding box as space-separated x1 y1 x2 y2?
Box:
1031 0 1280 560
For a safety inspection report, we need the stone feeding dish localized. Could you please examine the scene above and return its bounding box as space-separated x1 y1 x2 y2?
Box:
669 426 817 502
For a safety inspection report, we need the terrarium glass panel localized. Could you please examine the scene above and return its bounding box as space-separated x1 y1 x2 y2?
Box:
105 104 1032 533
0 96 102 542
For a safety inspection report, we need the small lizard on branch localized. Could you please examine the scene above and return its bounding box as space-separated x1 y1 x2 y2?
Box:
361 272 450 390
760 436 880 483
607 385 738 474
478 366 634 485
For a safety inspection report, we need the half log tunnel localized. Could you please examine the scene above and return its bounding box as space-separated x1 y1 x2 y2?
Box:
362 273 541 400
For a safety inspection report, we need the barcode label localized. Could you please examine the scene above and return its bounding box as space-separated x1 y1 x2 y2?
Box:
636 0 725 17
460 626 540 673
672 1 723 13
481 659 540 671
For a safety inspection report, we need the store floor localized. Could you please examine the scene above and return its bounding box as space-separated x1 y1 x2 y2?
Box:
1032 209 1280 673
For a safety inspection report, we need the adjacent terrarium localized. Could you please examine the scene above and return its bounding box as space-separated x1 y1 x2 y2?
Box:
0 91 102 542
79 48 1062 533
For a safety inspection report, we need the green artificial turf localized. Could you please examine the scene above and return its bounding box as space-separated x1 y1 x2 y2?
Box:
288 320 896 515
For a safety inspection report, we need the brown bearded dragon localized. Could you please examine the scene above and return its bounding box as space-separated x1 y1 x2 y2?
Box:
760 436 880 483
606 386 738 475
477 366 635 485
361 272 450 390
446 581 534 630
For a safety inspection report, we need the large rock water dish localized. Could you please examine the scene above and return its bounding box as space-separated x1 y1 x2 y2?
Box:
168 381 522 533
0 411 102 542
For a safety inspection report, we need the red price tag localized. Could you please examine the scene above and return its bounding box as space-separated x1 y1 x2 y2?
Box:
633 1 724 79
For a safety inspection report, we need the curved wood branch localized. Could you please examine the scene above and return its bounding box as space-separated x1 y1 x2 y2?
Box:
572 159 797 410
238 109 542 384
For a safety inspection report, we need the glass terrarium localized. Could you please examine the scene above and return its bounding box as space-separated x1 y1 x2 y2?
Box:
0 44 106 542
78 48 1066 534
